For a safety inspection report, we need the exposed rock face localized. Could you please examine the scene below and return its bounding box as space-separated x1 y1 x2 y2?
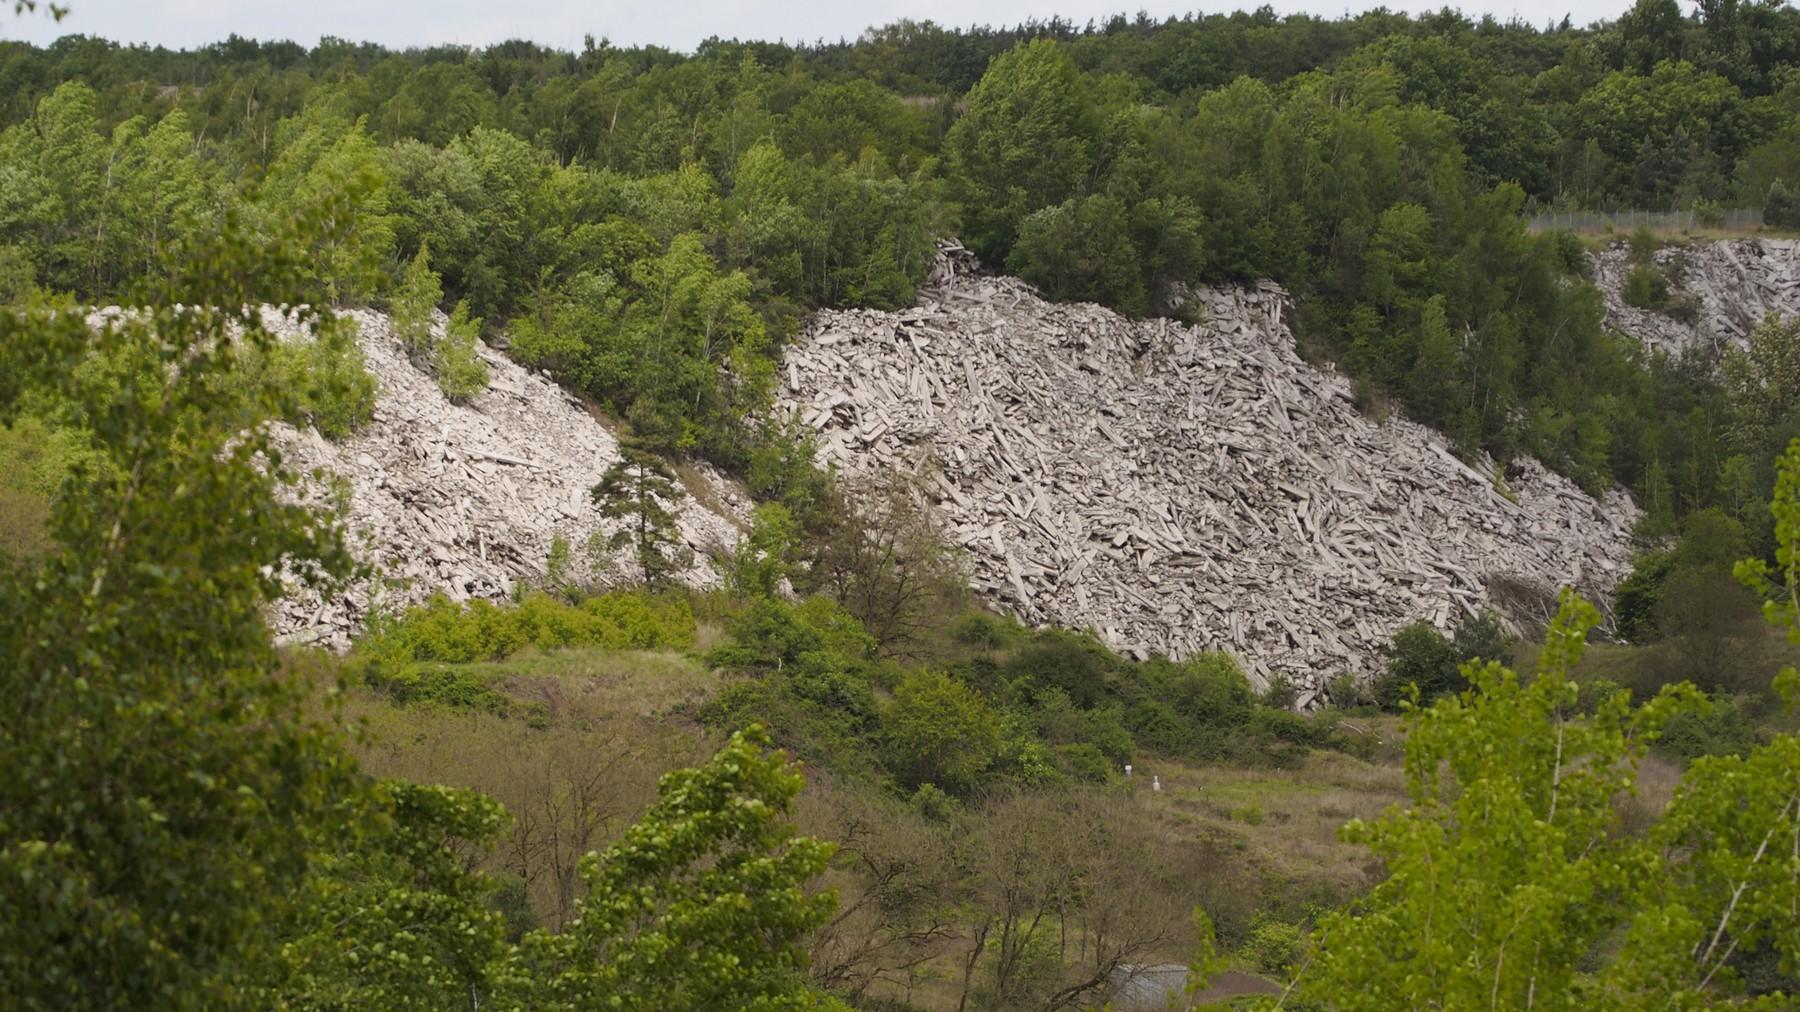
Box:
778 245 1639 698
1591 238 1800 358
268 309 750 650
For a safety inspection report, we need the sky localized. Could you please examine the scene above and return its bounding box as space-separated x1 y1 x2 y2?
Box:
3 0 1640 54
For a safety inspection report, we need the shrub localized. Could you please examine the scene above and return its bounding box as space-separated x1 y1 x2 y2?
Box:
356 590 696 673
883 669 1005 795
435 299 489 402
1242 914 1307 977
1614 550 1674 642
1003 629 1120 709
1622 264 1670 309
1373 622 1463 709
1767 181 1800 229
1655 699 1760 762
1051 742 1112 783
1452 608 1513 664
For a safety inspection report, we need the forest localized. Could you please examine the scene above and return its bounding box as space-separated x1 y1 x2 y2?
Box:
1 0 1799 1008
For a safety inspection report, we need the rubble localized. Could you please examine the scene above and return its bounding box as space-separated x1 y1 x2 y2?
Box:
267 309 751 651
1591 238 1800 358
778 244 1639 696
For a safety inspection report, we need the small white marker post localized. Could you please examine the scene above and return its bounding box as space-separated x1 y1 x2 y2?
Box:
1151 775 1162 793
1123 764 1133 778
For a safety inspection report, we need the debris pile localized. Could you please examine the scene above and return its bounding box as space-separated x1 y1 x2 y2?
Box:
779 245 1639 697
1591 238 1800 357
268 309 749 650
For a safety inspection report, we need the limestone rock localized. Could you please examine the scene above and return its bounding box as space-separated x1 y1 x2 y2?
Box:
266 308 750 650
777 243 1639 692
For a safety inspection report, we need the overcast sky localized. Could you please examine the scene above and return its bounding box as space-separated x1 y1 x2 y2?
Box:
3 1 1637 53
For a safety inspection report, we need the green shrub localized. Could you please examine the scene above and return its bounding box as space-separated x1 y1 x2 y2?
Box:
435 299 489 403
356 590 696 672
1452 609 1513 665
1655 699 1760 762
1373 622 1463 709
1622 264 1670 309
1051 742 1112 783
1242 914 1307 977
883 668 1005 795
1767 181 1800 229
1614 550 1675 642
1003 628 1120 709
378 664 510 711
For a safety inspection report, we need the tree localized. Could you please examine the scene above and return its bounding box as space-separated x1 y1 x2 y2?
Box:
1305 593 1700 1008
267 783 511 1010
1005 194 1146 315
434 299 488 403
390 242 443 361
943 38 1095 261
883 669 1004 795
591 441 688 586
506 726 842 1011
0 200 369 1008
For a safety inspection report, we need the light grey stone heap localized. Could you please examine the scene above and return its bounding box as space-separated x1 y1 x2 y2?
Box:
1591 237 1800 358
778 244 1639 699
266 308 750 650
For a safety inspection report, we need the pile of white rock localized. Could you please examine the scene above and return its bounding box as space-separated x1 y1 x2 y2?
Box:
266 309 750 651
1591 237 1800 358
778 245 1640 699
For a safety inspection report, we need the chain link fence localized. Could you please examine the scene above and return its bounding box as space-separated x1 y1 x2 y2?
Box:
1524 208 1764 234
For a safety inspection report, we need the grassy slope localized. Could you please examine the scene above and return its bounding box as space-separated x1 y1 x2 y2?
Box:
312 639 1414 1001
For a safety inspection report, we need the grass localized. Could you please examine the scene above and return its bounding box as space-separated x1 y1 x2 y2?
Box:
1134 743 1409 903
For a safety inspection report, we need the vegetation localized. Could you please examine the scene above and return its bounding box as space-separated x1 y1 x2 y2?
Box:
6 3 1800 1009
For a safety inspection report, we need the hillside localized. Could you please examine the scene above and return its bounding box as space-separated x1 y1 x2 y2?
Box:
269 309 752 650
780 247 1637 694
1591 237 1800 357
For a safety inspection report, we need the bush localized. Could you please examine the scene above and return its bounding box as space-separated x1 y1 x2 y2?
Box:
1622 264 1670 309
357 590 696 672
1767 181 1800 229
1655 699 1760 762
1050 742 1112 783
883 669 1005 795
435 299 489 402
1004 629 1120 709
1373 622 1463 709
269 320 379 439
1242 914 1307 977
1452 609 1513 665
1614 551 1675 642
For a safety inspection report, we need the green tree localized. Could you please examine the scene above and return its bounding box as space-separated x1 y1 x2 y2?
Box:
1306 594 1700 1008
1006 194 1146 315
884 668 1005 795
0 204 368 1008
507 726 841 1011
592 441 688 586
434 298 489 403
267 783 511 1010
390 242 443 360
944 38 1095 261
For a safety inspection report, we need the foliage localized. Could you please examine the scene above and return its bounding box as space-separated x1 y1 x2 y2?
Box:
355 590 697 671
267 782 511 1009
1372 621 1463 709
1305 593 1702 1007
506 726 840 1010
0 202 370 1008
433 298 488 402
592 442 689 586
883 668 1006 795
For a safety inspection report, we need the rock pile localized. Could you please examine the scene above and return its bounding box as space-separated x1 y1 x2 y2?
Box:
778 246 1639 697
1591 238 1800 358
268 309 750 650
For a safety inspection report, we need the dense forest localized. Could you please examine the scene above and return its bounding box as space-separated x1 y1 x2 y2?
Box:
2 1 1800 1008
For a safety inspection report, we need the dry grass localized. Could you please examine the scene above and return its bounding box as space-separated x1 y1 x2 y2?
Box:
1136 748 1408 902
